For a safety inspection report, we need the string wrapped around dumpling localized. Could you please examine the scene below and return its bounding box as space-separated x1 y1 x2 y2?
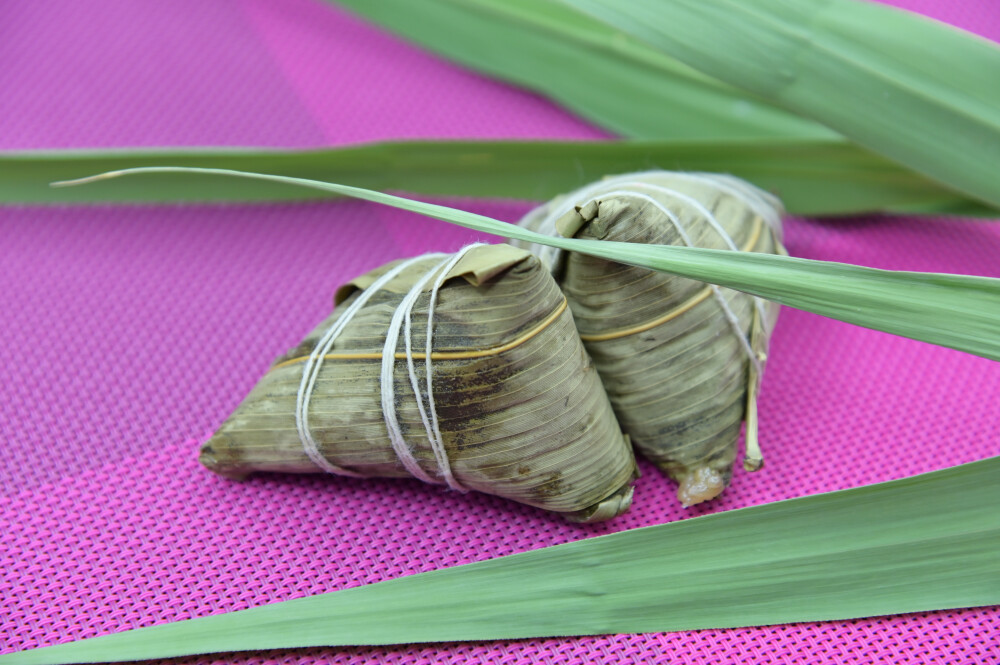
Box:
200 243 638 522
514 172 785 506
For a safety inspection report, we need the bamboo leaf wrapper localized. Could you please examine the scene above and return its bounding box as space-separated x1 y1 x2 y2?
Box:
516 172 785 504
202 244 637 521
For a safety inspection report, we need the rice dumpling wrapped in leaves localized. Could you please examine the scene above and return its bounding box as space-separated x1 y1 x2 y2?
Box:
200 243 638 522
514 172 785 507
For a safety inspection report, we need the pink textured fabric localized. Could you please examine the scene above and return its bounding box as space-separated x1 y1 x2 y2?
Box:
1 1 998 664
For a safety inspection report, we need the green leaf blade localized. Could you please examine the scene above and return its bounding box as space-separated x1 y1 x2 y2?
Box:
50 167 1000 362
4 457 998 664
4 140 995 217
331 0 836 140
562 0 1000 208
586 242 1000 362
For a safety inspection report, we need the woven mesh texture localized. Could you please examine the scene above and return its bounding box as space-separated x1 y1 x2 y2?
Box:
1 1 998 663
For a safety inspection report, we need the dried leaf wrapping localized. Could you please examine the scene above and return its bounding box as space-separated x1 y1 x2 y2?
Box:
516 172 784 505
201 244 637 521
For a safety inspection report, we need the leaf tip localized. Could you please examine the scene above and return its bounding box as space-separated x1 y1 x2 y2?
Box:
50 170 125 188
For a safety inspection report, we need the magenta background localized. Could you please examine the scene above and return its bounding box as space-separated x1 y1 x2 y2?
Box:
1 1 998 663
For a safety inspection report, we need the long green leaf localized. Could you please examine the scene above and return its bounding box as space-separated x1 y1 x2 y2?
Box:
563 0 1000 208
4 456 998 664
331 0 835 140
51 167 1000 361
4 140 994 216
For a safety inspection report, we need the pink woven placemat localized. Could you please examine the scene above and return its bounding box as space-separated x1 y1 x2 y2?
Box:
1 1 997 663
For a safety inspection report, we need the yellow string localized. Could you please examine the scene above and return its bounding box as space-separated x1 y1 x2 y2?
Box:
273 298 568 368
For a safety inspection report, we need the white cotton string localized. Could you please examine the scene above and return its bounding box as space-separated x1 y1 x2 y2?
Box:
528 170 783 267
416 243 483 492
407 243 484 491
661 172 784 240
382 244 483 488
296 254 441 476
379 255 453 484
533 171 781 238
578 190 761 374
628 182 742 251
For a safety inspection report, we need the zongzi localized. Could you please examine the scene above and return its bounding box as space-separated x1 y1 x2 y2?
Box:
200 243 637 522
515 172 785 506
